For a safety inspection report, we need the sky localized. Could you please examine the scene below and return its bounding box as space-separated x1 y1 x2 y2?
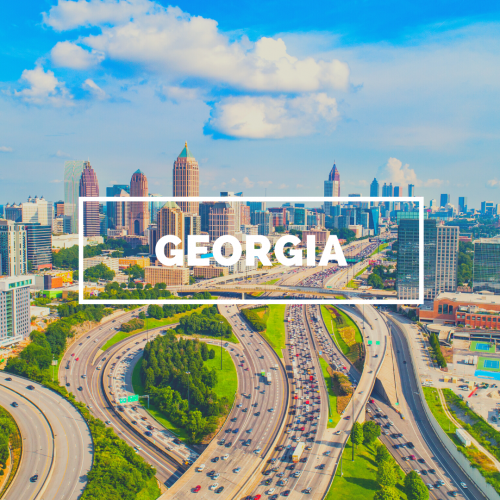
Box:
1 0 500 209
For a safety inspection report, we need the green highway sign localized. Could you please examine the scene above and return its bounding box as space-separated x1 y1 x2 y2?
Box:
119 397 127 404
367 340 373 345
128 395 139 403
376 341 381 345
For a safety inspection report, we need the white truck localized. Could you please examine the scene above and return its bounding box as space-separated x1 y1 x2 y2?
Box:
266 373 272 384
292 442 305 463
455 428 471 447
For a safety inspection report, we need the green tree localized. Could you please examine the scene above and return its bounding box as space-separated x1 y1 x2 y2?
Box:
374 486 401 500
377 459 399 488
404 471 429 500
84 263 115 282
368 273 384 289
138 312 146 320
351 422 364 457
147 304 163 320
376 444 391 463
124 264 145 280
363 420 381 445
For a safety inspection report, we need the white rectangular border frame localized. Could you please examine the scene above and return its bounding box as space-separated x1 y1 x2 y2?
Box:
78 196 424 305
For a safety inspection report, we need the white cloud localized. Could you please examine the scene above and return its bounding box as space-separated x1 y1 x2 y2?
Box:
0 146 13 152
278 183 289 189
13 66 73 107
258 180 273 188
44 2 349 94
82 78 107 99
487 179 500 188
242 177 254 188
377 157 444 189
55 150 71 158
208 93 339 139
51 41 104 69
161 86 205 103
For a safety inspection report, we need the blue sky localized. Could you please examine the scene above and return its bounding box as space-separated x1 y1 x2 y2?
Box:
1 0 500 208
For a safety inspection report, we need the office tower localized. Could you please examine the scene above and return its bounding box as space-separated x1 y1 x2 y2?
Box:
240 205 251 226
24 223 52 271
481 201 495 217
5 204 22 222
268 207 286 228
129 170 150 235
79 161 100 237
253 210 274 236
111 190 130 233
64 160 85 234
334 215 347 229
54 200 65 217
0 220 27 276
20 196 54 226
199 202 216 233
149 194 163 224
293 207 307 226
52 215 72 234
209 202 235 241
184 214 201 255
173 142 199 215
473 237 500 294
106 185 129 229
370 178 379 207
99 204 107 237
221 192 243 232
157 202 184 258
382 183 393 197
440 194 450 208
396 219 420 300
369 207 380 235
408 184 415 197
0 205 3 218
324 163 340 215
247 202 266 217
147 224 157 255
458 197 467 214
0 275 34 347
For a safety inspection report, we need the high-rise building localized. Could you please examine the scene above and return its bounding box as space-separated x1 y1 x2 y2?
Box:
480 201 495 217
106 185 129 229
382 182 393 213
0 205 3 218
458 197 468 214
473 237 500 294
240 205 251 226
184 214 201 255
112 190 130 233
396 219 420 300
54 200 65 217
0 220 27 276
149 194 163 224
20 196 54 226
4 204 22 222
393 186 401 197
129 170 150 235
253 210 274 236
440 194 450 208
408 184 415 197
247 202 266 217
199 202 216 233
370 178 379 204
52 215 72 234
24 223 52 271
64 160 85 234
221 192 243 232
157 202 184 258
268 207 286 228
173 142 199 215
0 275 34 347
79 161 100 237
324 163 340 215
209 202 235 241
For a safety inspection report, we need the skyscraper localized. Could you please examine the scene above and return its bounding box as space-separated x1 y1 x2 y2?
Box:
79 161 100 237
324 163 340 215
253 210 274 235
113 190 130 233
221 192 243 233
0 220 27 276
64 160 85 234
129 170 150 235
440 194 450 208
209 202 235 241
157 202 184 258
396 219 420 300
20 196 54 226
173 142 199 215
24 223 52 271
106 184 129 229
473 237 500 294
408 184 415 197
184 214 201 255
458 196 467 214
480 201 495 217
370 178 379 199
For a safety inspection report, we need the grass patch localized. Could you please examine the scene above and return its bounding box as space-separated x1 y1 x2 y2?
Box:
262 305 286 358
326 440 407 500
263 278 280 285
319 357 340 428
136 477 161 500
369 242 388 258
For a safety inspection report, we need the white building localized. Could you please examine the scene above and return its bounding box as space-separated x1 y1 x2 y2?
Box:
0 220 27 277
52 234 103 249
83 256 120 274
21 196 54 226
0 275 33 347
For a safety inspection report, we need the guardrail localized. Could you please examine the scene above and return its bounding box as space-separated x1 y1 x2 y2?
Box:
388 314 497 500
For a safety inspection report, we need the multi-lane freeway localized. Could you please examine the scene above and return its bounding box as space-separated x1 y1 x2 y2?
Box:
0 373 92 500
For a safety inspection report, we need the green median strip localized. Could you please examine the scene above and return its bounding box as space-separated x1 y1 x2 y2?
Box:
318 357 340 428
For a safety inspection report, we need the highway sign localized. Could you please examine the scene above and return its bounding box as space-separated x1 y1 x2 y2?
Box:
376 341 381 345
128 395 139 403
367 340 373 345
119 397 127 404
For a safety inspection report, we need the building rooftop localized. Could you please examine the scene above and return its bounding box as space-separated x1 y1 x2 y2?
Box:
435 291 500 306
178 141 194 158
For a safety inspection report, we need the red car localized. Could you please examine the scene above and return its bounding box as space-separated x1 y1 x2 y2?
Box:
344 416 351 420
75 358 79 361
194 485 201 493
71 353 75 356
370 399 375 404
300 426 305 431
410 455 416 460
254 495 261 500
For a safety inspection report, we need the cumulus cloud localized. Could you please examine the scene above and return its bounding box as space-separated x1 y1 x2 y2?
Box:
44 1 349 94
377 157 444 189
0 146 13 152
161 86 205 103
243 177 254 188
487 179 500 188
55 150 71 158
51 41 104 69
208 93 339 139
278 183 289 189
82 78 107 99
13 66 73 106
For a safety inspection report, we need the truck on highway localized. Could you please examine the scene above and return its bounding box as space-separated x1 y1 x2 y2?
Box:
266 373 272 384
456 429 471 447
292 442 305 463
261 369 266 378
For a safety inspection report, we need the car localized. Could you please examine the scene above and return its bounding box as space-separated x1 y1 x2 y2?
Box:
335 430 341 435
304 487 312 494
233 428 239 433
254 448 262 454
222 454 229 460
216 486 224 493
75 357 79 361
450 492 458 497
27 385 35 390
283 490 290 496
105 420 111 425
418 458 425 464
66 383 70 387
267 488 275 494
210 483 219 490
427 484 434 490
234 467 241 473
344 416 351 420
460 482 467 489
254 496 262 500
71 353 75 356
428 469 436 474
11 402 18 408
78 386 83 391
212 457 219 463
145 431 152 437
147 425 154 430
193 485 201 493
30 474 38 482
410 455 416 460
212 473 220 479
4 377 12 381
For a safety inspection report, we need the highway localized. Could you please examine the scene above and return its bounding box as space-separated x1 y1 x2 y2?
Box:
0 373 92 500
59 307 183 487
162 303 288 499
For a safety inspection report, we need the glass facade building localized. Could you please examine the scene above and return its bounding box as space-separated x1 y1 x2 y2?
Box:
64 160 84 234
25 223 52 271
473 238 500 294
396 219 420 300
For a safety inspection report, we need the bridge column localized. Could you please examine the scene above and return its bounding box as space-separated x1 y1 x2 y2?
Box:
241 292 246 300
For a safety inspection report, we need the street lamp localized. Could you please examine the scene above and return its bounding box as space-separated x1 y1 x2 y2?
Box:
186 371 191 411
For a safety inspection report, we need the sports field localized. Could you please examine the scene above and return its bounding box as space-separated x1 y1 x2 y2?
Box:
470 341 496 354
477 356 500 372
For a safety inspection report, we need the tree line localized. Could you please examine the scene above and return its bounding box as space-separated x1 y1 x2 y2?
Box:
175 305 233 339
428 332 447 368
241 308 266 332
140 331 226 442
0 406 17 476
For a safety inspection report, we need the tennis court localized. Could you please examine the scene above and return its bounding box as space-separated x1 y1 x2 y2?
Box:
470 341 496 354
477 357 500 372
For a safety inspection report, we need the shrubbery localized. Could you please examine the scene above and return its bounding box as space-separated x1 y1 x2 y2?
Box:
175 305 233 339
241 308 267 332
428 332 447 368
120 318 145 332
